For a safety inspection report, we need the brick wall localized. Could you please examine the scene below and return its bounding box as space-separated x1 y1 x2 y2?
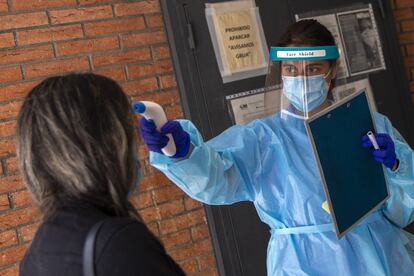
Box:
0 1 217 275
1 0 413 275
393 0 414 103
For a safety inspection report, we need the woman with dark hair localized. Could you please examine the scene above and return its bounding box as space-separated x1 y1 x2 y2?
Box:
139 20 414 275
17 73 185 276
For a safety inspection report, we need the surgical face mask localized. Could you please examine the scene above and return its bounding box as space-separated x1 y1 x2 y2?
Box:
282 74 330 112
128 160 142 197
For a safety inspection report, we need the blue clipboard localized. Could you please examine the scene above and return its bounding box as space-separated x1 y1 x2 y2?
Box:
305 90 389 238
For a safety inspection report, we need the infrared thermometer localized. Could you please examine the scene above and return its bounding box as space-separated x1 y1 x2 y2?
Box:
132 101 177 157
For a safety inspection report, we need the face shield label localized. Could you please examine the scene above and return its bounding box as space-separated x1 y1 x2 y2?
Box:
277 50 326 59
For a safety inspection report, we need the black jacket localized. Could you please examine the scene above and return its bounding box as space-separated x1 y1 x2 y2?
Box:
20 203 185 276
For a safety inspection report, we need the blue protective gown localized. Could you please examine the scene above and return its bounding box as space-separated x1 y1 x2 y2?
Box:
150 112 414 276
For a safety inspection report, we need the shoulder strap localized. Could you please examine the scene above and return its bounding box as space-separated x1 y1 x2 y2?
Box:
83 219 106 276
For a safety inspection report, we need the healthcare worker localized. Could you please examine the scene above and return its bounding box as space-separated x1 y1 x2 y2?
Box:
140 19 414 275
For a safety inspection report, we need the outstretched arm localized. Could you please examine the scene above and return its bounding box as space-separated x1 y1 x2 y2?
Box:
148 119 264 205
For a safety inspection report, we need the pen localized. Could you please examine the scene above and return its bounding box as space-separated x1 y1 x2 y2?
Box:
367 131 380 150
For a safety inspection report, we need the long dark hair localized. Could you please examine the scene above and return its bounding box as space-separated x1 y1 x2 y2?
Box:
16 73 141 220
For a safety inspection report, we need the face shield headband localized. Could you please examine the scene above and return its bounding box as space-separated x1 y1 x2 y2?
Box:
269 45 340 62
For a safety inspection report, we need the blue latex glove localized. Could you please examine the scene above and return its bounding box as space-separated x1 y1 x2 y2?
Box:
361 133 397 169
139 118 190 158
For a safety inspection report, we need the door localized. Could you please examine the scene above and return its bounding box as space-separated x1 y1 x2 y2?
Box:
160 0 414 275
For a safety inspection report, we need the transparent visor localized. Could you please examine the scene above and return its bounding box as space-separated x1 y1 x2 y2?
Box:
264 46 340 120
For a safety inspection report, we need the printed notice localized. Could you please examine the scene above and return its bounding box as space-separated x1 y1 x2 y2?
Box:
296 4 386 78
206 0 268 83
215 11 264 72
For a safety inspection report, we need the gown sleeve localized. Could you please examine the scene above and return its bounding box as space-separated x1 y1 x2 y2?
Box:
374 113 414 228
150 119 267 205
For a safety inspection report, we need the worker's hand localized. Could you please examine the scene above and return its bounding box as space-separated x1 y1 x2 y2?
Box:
139 118 169 154
160 120 190 158
139 118 190 158
361 133 398 170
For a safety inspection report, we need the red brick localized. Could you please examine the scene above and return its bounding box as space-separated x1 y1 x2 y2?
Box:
157 198 185 219
0 45 54 65
17 25 83 46
6 157 17 175
0 0 7 13
18 222 39 243
153 185 184 204
128 60 172 79
25 57 90 79
398 32 414 44
0 100 21 121
197 269 218 276
0 175 23 194
50 6 113 25
169 239 212 261
135 90 179 106
139 206 161 223
0 207 39 230
184 197 202 211
191 223 210 241
94 67 126 81
406 43 414 55
80 0 121 5
0 121 16 138
12 190 33 208
129 191 153 210
165 103 182 117
122 31 166 48
0 163 2 176
401 19 414 32
162 229 191 250
84 17 145 37
146 221 159 237
394 8 414 21
13 0 76 11
121 78 158 95
159 75 176 89
404 56 414 67
0 140 16 158
0 66 22 83
137 173 170 191
57 36 119 56
0 12 48 31
0 265 19 276
0 33 15 49
198 254 217 271
0 244 28 267
0 230 17 248
178 259 199 275
153 46 170 60
147 15 164 28
0 195 9 211
0 81 39 102
395 0 414 8
115 1 160 17
93 48 151 67
159 209 206 235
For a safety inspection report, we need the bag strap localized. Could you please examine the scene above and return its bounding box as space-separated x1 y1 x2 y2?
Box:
83 219 106 276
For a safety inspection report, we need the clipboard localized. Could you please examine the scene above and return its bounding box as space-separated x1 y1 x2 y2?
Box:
305 90 389 238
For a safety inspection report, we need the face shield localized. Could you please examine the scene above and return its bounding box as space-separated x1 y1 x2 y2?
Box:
265 46 340 120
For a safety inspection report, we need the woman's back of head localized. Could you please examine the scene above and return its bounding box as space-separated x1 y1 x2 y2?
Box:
16 73 140 219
